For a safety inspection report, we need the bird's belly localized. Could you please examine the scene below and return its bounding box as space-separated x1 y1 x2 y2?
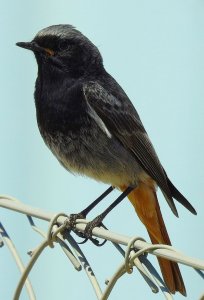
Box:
42 128 144 187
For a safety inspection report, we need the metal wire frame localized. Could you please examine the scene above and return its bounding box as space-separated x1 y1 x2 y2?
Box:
0 195 204 300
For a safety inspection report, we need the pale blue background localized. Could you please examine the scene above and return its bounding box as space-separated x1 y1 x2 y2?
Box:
1 1 204 299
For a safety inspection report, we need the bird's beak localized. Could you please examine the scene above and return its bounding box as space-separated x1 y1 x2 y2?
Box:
16 41 54 56
16 41 42 52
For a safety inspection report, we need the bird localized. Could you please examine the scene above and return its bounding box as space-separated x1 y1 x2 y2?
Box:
16 24 197 296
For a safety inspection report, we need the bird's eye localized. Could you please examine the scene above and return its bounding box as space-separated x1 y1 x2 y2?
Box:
59 40 70 51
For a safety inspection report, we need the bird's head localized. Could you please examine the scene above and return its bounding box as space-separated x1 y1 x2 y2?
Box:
16 24 103 77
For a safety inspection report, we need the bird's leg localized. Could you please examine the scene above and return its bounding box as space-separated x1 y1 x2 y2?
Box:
69 186 114 228
84 186 134 239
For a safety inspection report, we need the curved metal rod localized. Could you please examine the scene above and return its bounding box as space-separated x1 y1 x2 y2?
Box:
64 232 103 299
0 195 203 300
0 222 36 300
101 263 125 300
13 239 48 300
108 238 159 293
0 195 203 270
13 213 77 300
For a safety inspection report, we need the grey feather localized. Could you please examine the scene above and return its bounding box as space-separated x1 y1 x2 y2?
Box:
83 81 179 216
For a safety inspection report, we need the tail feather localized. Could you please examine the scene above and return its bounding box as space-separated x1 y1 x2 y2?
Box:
120 183 186 296
166 176 197 215
148 200 186 296
149 233 186 295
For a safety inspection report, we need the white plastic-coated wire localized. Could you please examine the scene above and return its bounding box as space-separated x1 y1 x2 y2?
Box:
0 222 36 300
0 195 204 300
108 239 159 293
124 236 146 273
27 215 81 270
64 232 103 299
13 239 48 300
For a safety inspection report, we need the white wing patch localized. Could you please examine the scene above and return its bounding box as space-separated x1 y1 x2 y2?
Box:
86 101 112 138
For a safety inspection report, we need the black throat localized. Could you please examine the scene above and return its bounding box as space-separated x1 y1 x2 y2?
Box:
34 63 89 139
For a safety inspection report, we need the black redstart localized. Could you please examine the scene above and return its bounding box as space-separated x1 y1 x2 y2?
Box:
16 25 197 295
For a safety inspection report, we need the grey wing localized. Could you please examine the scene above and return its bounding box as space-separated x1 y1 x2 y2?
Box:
83 81 179 216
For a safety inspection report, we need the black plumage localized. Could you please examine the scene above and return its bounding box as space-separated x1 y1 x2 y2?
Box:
16 25 200 295
16 24 196 217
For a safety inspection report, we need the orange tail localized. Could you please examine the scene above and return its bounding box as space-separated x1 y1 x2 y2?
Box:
120 183 186 296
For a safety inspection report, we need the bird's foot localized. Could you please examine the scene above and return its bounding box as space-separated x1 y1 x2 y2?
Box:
69 212 107 246
69 212 90 244
69 212 86 229
81 214 107 246
84 214 104 238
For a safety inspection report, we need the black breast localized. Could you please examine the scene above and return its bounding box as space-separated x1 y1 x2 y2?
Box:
34 75 91 138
